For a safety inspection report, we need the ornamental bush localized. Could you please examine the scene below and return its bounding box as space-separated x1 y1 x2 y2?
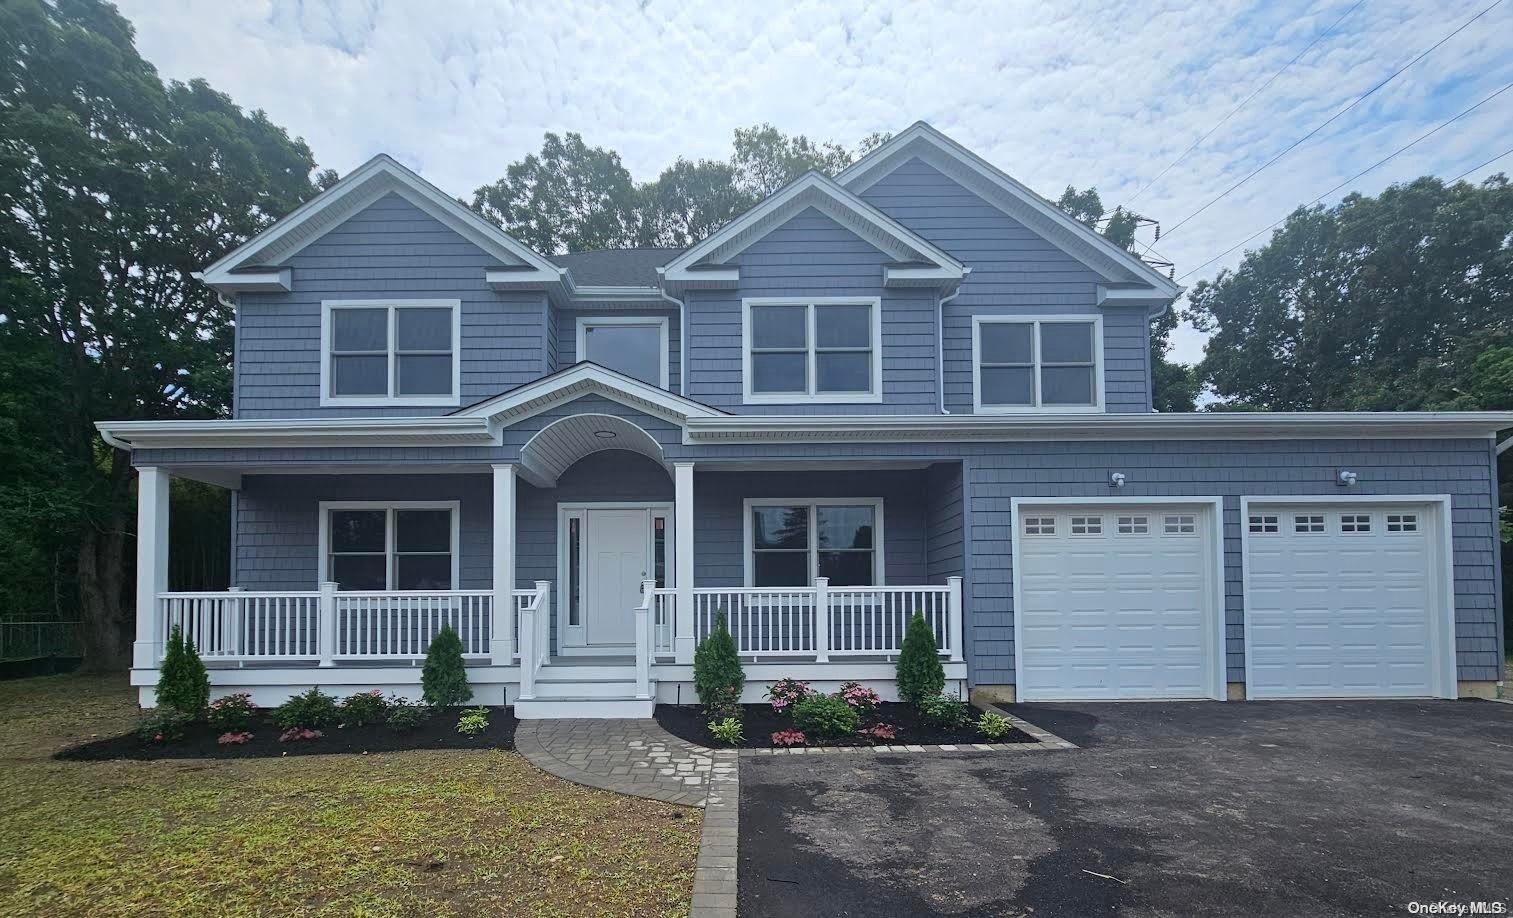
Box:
791 693 860 739
207 692 257 732
421 625 473 706
837 681 881 715
456 706 490 736
693 613 745 715
918 693 970 730
707 716 745 746
976 709 1013 740
272 687 341 729
896 612 945 704
765 677 813 715
340 690 389 727
386 695 430 732
137 706 193 744
155 624 210 718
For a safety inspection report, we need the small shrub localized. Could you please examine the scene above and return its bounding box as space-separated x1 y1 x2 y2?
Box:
837 681 880 715
918 694 970 730
206 693 257 732
707 716 745 746
421 625 473 707
771 728 807 748
386 695 430 732
137 707 193 744
272 688 341 729
896 612 945 704
155 624 210 717
857 723 898 744
340 689 389 727
765 677 813 715
976 710 1013 740
693 613 745 715
217 731 254 746
456 706 490 736
279 727 323 743
791 693 860 739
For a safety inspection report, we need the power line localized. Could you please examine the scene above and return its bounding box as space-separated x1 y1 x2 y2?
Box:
1161 0 1505 242
1123 0 1366 207
1451 146 1513 182
1176 79 1513 281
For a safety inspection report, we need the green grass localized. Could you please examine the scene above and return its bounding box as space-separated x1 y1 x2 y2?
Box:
0 674 700 917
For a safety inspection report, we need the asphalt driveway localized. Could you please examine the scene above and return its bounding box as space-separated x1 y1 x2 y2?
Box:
739 700 1513 917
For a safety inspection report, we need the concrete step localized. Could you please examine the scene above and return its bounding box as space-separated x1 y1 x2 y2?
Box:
531 678 644 699
535 663 639 681
514 696 656 719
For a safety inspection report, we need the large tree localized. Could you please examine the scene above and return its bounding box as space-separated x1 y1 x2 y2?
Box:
0 0 317 668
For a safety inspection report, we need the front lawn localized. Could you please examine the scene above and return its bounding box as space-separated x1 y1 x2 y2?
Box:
0 674 699 917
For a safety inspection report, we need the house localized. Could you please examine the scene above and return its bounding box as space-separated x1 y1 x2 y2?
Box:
98 122 1510 717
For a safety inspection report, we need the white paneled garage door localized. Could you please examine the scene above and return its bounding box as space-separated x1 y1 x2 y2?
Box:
1014 502 1222 701
1243 501 1450 699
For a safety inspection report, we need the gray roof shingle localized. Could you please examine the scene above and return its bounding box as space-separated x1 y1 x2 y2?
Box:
549 248 684 287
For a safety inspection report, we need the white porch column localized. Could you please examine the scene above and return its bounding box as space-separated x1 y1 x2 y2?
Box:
947 575 965 663
491 463 517 665
674 461 696 664
132 466 170 669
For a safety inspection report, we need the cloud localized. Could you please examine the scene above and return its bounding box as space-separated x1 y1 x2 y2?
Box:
118 0 1513 363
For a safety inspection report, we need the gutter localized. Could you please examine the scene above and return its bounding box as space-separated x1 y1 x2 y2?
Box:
95 415 496 451
658 285 689 397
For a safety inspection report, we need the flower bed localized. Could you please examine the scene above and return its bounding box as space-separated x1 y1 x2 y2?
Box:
654 702 1037 749
56 705 517 761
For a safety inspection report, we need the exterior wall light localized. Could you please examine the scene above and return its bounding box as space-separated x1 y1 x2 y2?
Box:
1337 469 1359 486
1109 472 1126 488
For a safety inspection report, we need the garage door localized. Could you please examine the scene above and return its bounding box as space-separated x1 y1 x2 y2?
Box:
1015 503 1221 701
1243 502 1445 699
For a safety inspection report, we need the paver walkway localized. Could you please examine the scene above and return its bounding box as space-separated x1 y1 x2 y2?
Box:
515 718 733 807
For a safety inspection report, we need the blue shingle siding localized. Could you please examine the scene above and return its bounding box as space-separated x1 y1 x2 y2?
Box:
233 193 547 418
553 307 681 392
685 208 941 415
925 462 965 583
859 157 1153 413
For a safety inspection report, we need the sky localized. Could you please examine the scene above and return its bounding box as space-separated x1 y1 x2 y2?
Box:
117 0 1513 363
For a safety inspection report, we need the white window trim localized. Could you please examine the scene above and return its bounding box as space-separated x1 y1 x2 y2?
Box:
320 299 462 407
742 497 886 587
316 500 461 590
574 315 670 389
741 297 884 405
971 314 1105 413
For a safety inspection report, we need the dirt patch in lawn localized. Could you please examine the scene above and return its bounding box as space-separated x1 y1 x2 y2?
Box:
656 702 1038 749
0 675 700 918
57 706 518 761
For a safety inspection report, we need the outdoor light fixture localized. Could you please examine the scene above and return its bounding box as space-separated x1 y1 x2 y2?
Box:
1109 472 1127 488
1337 469 1359 486
593 429 617 439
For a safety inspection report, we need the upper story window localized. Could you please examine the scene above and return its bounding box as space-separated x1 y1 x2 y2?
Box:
321 300 460 407
576 316 669 388
972 315 1103 412
742 298 882 404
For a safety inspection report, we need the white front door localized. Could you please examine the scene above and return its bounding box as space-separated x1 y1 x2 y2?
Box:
560 504 673 654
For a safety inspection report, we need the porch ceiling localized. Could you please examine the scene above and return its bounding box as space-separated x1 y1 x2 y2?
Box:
518 412 668 488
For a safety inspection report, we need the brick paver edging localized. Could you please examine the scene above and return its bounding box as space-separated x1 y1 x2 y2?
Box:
735 705 1076 755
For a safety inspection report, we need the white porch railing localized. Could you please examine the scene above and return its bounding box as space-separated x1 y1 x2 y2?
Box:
654 577 963 663
156 583 553 667
515 581 551 699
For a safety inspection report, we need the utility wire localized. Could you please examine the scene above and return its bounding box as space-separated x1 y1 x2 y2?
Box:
1175 79 1513 281
1451 146 1513 182
1161 0 1505 242
1123 0 1366 207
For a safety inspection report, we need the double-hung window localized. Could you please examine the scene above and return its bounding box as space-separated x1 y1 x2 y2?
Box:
322 300 460 406
746 499 883 587
744 298 881 403
321 502 458 591
973 315 1102 411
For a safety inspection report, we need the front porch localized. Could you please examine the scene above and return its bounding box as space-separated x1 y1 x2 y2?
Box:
129 457 968 717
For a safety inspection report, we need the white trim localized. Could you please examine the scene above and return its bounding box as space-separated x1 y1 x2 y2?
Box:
319 299 461 407
1498 436 1513 455
972 314 1105 413
453 362 724 425
741 497 887 587
661 171 964 284
316 500 461 590
741 297 884 405
574 315 671 390
1238 494 1457 700
1010 496 1227 702
835 122 1180 297
555 502 675 656
516 412 668 488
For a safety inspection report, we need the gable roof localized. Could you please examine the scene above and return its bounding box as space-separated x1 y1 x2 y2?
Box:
549 249 682 287
452 361 727 427
199 155 563 294
836 122 1182 299
660 171 966 289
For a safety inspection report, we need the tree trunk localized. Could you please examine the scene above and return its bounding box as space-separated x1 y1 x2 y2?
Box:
77 522 131 672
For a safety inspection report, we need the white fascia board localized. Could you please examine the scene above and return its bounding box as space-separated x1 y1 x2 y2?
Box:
567 285 668 301
682 411 1513 443
95 416 495 450
192 268 291 293
885 265 969 288
202 154 559 288
453 362 725 424
1498 436 1513 455
1096 284 1180 316
838 122 1181 297
661 172 963 282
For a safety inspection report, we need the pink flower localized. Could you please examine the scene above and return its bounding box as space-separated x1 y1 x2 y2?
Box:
771 728 807 748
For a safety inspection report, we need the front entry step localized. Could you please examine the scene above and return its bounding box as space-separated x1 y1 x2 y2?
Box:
532 677 645 699
514 697 655 719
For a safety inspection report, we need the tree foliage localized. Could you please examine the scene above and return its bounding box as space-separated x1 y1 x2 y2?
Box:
896 613 945 704
154 624 209 716
693 613 744 715
420 625 472 706
0 0 318 667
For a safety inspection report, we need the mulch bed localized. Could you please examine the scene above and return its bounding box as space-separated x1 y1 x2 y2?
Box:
55 706 517 761
655 702 1038 749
